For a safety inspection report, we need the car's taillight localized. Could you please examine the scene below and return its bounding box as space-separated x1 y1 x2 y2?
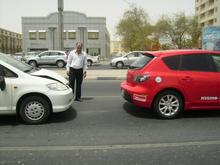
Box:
134 74 150 83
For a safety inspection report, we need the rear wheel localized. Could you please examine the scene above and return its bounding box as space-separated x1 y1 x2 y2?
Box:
56 60 65 68
153 90 183 119
19 96 51 124
116 61 124 69
87 60 93 66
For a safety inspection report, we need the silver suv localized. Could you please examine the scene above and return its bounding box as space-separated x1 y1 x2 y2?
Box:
24 50 67 68
110 51 145 69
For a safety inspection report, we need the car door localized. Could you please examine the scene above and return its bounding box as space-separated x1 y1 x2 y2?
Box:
38 52 50 64
49 51 59 64
177 54 219 107
211 54 220 106
125 52 136 65
0 65 13 112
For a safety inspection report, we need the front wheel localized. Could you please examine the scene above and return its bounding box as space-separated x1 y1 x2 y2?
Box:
153 90 183 119
29 60 37 67
116 62 124 69
19 96 51 124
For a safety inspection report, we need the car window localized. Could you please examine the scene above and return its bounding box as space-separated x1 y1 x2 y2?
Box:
58 52 65 56
50 52 58 56
211 55 220 72
162 55 180 70
0 53 33 72
179 54 215 72
127 53 135 58
40 52 50 56
129 53 154 69
0 64 17 78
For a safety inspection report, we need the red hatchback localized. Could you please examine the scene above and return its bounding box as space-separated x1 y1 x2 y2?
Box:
121 49 220 119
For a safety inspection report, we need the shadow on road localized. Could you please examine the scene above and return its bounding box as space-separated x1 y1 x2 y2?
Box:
183 110 220 119
123 102 154 119
123 102 220 119
0 115 21 126
48 107 77 123
0 107 77 126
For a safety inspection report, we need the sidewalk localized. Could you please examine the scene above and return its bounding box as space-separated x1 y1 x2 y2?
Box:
54 69 127 80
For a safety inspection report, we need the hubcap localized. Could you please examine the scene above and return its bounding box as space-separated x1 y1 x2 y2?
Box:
117 63 123 68
58 62 64 68
158 94 179 116
30 62 36 67
25 101 45 121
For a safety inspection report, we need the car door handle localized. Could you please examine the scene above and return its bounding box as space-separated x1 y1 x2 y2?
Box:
181 76 192 81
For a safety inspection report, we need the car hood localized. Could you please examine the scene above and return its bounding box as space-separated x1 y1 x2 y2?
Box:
31 69 68 85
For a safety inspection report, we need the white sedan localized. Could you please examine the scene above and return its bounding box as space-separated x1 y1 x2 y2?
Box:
0 53 73 124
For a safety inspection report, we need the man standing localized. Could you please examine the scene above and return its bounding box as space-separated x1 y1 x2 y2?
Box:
66 42 87 102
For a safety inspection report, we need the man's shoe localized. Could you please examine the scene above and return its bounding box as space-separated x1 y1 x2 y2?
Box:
74 98 82 102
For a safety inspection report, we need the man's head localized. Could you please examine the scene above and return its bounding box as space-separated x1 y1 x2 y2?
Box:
76 42 83 54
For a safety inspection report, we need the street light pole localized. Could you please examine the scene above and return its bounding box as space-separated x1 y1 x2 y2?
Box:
58 0 64 50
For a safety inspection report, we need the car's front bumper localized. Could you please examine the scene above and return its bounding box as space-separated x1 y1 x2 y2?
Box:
46 88 74 113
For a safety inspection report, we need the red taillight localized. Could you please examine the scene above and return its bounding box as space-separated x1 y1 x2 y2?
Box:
133 74 150 83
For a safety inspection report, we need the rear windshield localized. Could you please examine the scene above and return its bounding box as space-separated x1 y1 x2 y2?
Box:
129 53 154 69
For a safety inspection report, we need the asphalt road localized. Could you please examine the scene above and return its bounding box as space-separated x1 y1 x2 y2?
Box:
1 80 220 165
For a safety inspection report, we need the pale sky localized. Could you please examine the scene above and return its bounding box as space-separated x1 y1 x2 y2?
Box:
0 0 195 39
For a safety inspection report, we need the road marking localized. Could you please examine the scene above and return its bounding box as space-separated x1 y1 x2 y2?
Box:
1 140 220 151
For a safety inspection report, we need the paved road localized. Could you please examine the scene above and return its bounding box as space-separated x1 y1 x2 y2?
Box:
0 80 220 165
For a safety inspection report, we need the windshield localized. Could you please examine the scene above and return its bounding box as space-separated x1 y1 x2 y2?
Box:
129 53 155 69
0 53 33 72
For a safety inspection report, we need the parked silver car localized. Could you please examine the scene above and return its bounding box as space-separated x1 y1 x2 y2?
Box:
87 54 100 66
24 50 67 68
110 51 145 69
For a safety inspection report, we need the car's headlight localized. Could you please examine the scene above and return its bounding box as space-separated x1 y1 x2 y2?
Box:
47 82 68 91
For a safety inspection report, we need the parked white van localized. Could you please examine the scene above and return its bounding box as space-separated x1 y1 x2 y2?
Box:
0 53 73 124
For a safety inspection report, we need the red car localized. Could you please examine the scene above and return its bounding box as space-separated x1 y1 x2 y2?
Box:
120 49 220 119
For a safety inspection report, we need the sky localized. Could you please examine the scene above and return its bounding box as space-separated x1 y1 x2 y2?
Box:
0 0 195 39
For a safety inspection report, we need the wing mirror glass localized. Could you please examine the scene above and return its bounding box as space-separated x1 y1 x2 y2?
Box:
0 76 6 91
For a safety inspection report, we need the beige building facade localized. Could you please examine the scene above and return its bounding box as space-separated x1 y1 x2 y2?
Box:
111 41 124 54
195 0 220 27
0 27 22 54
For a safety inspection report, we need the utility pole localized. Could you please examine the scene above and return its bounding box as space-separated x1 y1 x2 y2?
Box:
58 0 64 50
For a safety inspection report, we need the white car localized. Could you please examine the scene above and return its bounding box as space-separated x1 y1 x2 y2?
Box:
0 53 73 124
110 51 145 69
86 54 100 66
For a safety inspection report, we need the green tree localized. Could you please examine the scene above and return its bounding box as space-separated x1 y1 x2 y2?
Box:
154 13 201 49
116 6 152 51
187 15 202 48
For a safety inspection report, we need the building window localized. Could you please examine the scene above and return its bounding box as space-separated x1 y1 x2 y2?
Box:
68 30 76 40
86 48 101 56
39 30 46 40
63 30 67 40
29 30 37 40
88 30 99 40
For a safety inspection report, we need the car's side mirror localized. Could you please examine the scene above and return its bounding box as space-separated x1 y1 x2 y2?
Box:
0 76 6 91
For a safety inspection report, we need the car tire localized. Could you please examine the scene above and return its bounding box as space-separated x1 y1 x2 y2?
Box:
153 90 183 119
19 96 51 124
116 62 124 69
56 60 65 68
29 60 37 67
87 60 93 66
